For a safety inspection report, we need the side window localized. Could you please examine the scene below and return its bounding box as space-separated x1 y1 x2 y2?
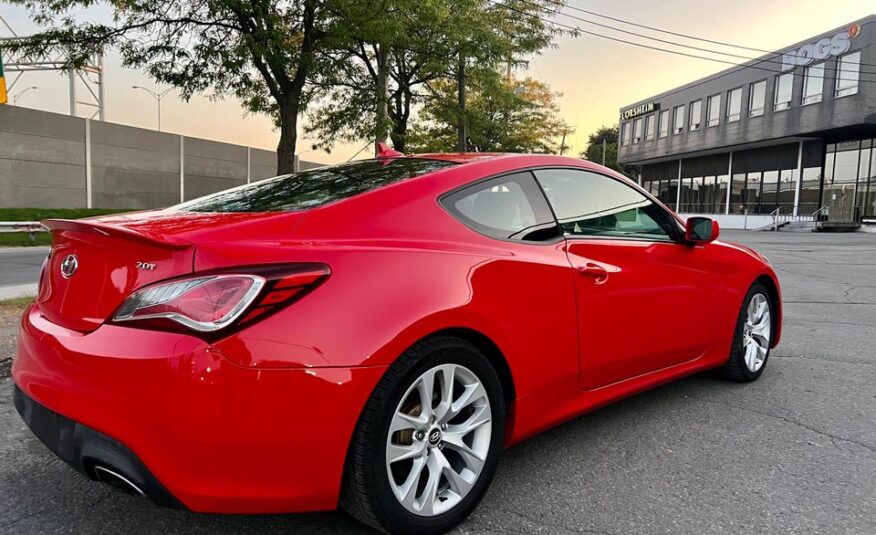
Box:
442 172 560 242
533 169 679 241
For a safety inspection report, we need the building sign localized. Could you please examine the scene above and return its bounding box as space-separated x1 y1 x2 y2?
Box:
620 102 659 121
781 24 861 72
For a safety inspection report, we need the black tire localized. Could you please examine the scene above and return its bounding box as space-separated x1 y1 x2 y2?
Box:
720 282 774 382
341 336 506 534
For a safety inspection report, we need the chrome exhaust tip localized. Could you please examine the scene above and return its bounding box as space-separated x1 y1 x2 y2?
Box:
93 465 145 497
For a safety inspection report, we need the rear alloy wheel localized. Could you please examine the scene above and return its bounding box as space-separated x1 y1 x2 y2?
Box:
342 338 504 534
721 283 774 382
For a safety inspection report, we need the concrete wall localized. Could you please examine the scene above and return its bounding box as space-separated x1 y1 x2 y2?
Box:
0 105 87 208
0 105 323 209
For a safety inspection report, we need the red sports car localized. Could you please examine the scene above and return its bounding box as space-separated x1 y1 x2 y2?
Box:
13 152 780 534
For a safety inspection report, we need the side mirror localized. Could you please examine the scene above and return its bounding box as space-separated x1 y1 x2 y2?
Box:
685 217 719 245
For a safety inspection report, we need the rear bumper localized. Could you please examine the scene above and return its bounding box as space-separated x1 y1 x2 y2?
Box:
12 304 387 513
13 384 184 508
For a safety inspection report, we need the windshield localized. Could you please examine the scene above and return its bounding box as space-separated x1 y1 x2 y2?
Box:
174 158 456 213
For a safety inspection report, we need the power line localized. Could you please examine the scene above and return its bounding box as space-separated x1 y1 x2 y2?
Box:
560 0 876 69
525 0 876 75
488 0 876 89
557 1 779 54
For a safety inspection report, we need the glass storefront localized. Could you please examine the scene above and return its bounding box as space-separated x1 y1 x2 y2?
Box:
639 138 876 218
824 139 875 220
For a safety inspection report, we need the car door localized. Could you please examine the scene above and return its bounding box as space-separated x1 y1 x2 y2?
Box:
532 168 719 391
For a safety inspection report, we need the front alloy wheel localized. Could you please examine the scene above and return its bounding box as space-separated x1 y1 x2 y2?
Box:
342 337 505 535
742 293 771 373
721 282 774 382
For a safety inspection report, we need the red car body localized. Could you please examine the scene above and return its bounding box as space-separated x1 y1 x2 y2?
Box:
13 154 781 514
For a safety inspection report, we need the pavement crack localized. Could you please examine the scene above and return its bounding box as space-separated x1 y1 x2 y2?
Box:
703 400 876 454
783 300 875 306
771 354 876 366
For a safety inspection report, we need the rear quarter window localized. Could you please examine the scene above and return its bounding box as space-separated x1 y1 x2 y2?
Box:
441 172 560 242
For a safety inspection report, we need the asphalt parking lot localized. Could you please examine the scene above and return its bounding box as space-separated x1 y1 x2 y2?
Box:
1 229 874 534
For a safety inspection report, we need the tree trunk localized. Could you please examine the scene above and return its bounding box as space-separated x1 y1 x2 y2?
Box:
375 43 389 155
277 101 298 175
457 52 466 153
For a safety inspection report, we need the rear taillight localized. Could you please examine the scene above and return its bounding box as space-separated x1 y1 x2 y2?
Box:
111 264 330 334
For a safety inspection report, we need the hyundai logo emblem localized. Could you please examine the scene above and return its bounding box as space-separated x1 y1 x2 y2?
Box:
60 254 79 278
428 429 442 446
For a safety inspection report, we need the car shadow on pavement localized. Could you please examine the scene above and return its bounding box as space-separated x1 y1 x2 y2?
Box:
0 372 764 534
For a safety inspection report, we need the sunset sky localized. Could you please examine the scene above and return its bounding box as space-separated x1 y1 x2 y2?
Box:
2 1 874 165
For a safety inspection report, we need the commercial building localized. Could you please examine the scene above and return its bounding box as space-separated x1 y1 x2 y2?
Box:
617 16 875 229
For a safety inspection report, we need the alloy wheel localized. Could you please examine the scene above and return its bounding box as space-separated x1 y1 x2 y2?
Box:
385 363 492 517
742 293 771 372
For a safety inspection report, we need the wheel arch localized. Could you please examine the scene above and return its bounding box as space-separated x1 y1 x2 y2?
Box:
424 327 516 411
753 273 782 348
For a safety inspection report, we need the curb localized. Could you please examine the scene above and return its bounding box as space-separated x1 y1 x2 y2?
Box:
0 284 38 300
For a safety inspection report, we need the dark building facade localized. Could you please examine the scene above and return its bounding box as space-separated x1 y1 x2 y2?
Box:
617 16 876 228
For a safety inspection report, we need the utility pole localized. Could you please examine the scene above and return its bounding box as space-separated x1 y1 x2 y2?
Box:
559 126 575 156
602 138 607 166
457 51 466 153
374 43 389 156
12 85 37 105
132 86 173 131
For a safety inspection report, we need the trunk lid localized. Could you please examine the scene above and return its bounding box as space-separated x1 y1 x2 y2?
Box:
37 210 304 332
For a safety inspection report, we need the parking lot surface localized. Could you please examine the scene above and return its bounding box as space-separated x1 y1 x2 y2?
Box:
1 230 874 534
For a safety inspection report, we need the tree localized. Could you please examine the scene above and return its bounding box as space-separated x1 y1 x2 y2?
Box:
407 70 566 153
305 0 563 154
581 125 631 176
4 0 371 174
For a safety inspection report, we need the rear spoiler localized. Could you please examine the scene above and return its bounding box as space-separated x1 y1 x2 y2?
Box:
42 219 192 250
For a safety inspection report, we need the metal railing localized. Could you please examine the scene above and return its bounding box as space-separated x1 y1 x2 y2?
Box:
770 207 782 231
0 221 45 242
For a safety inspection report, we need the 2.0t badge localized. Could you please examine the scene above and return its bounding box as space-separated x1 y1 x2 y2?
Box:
60 254 79 278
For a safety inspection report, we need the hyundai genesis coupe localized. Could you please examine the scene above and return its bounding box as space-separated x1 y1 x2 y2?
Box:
13 149 781 534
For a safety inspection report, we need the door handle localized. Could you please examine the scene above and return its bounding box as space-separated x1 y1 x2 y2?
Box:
577 263 609 284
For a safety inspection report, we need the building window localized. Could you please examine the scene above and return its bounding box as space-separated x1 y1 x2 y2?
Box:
658 110 669 138
716 174 729 213
774 73 793 111
689 100 702 130
749 80 766 117
730 173 746 214
802 63 825 105
744 172 762 213
835 51 860 98
673 105 685 134
644 114 655 141
621 122 631 146
706 94 721 127
633 117 643 143
726 87 742 122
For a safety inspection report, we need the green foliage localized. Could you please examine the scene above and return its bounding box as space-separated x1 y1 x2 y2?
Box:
305 0 566 152
6 0 567 165
0 296 34 310
0 208 131 247
0 208 130 221
580 124 631 176
408 70 566 153
3 0 370 173
0 233 52 247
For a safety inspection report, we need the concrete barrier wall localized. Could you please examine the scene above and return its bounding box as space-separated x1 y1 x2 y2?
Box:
0 106 87 208
0 106 322 209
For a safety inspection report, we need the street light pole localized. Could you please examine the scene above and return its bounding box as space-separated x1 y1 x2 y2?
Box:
132 86 173 131
13 86 38 105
